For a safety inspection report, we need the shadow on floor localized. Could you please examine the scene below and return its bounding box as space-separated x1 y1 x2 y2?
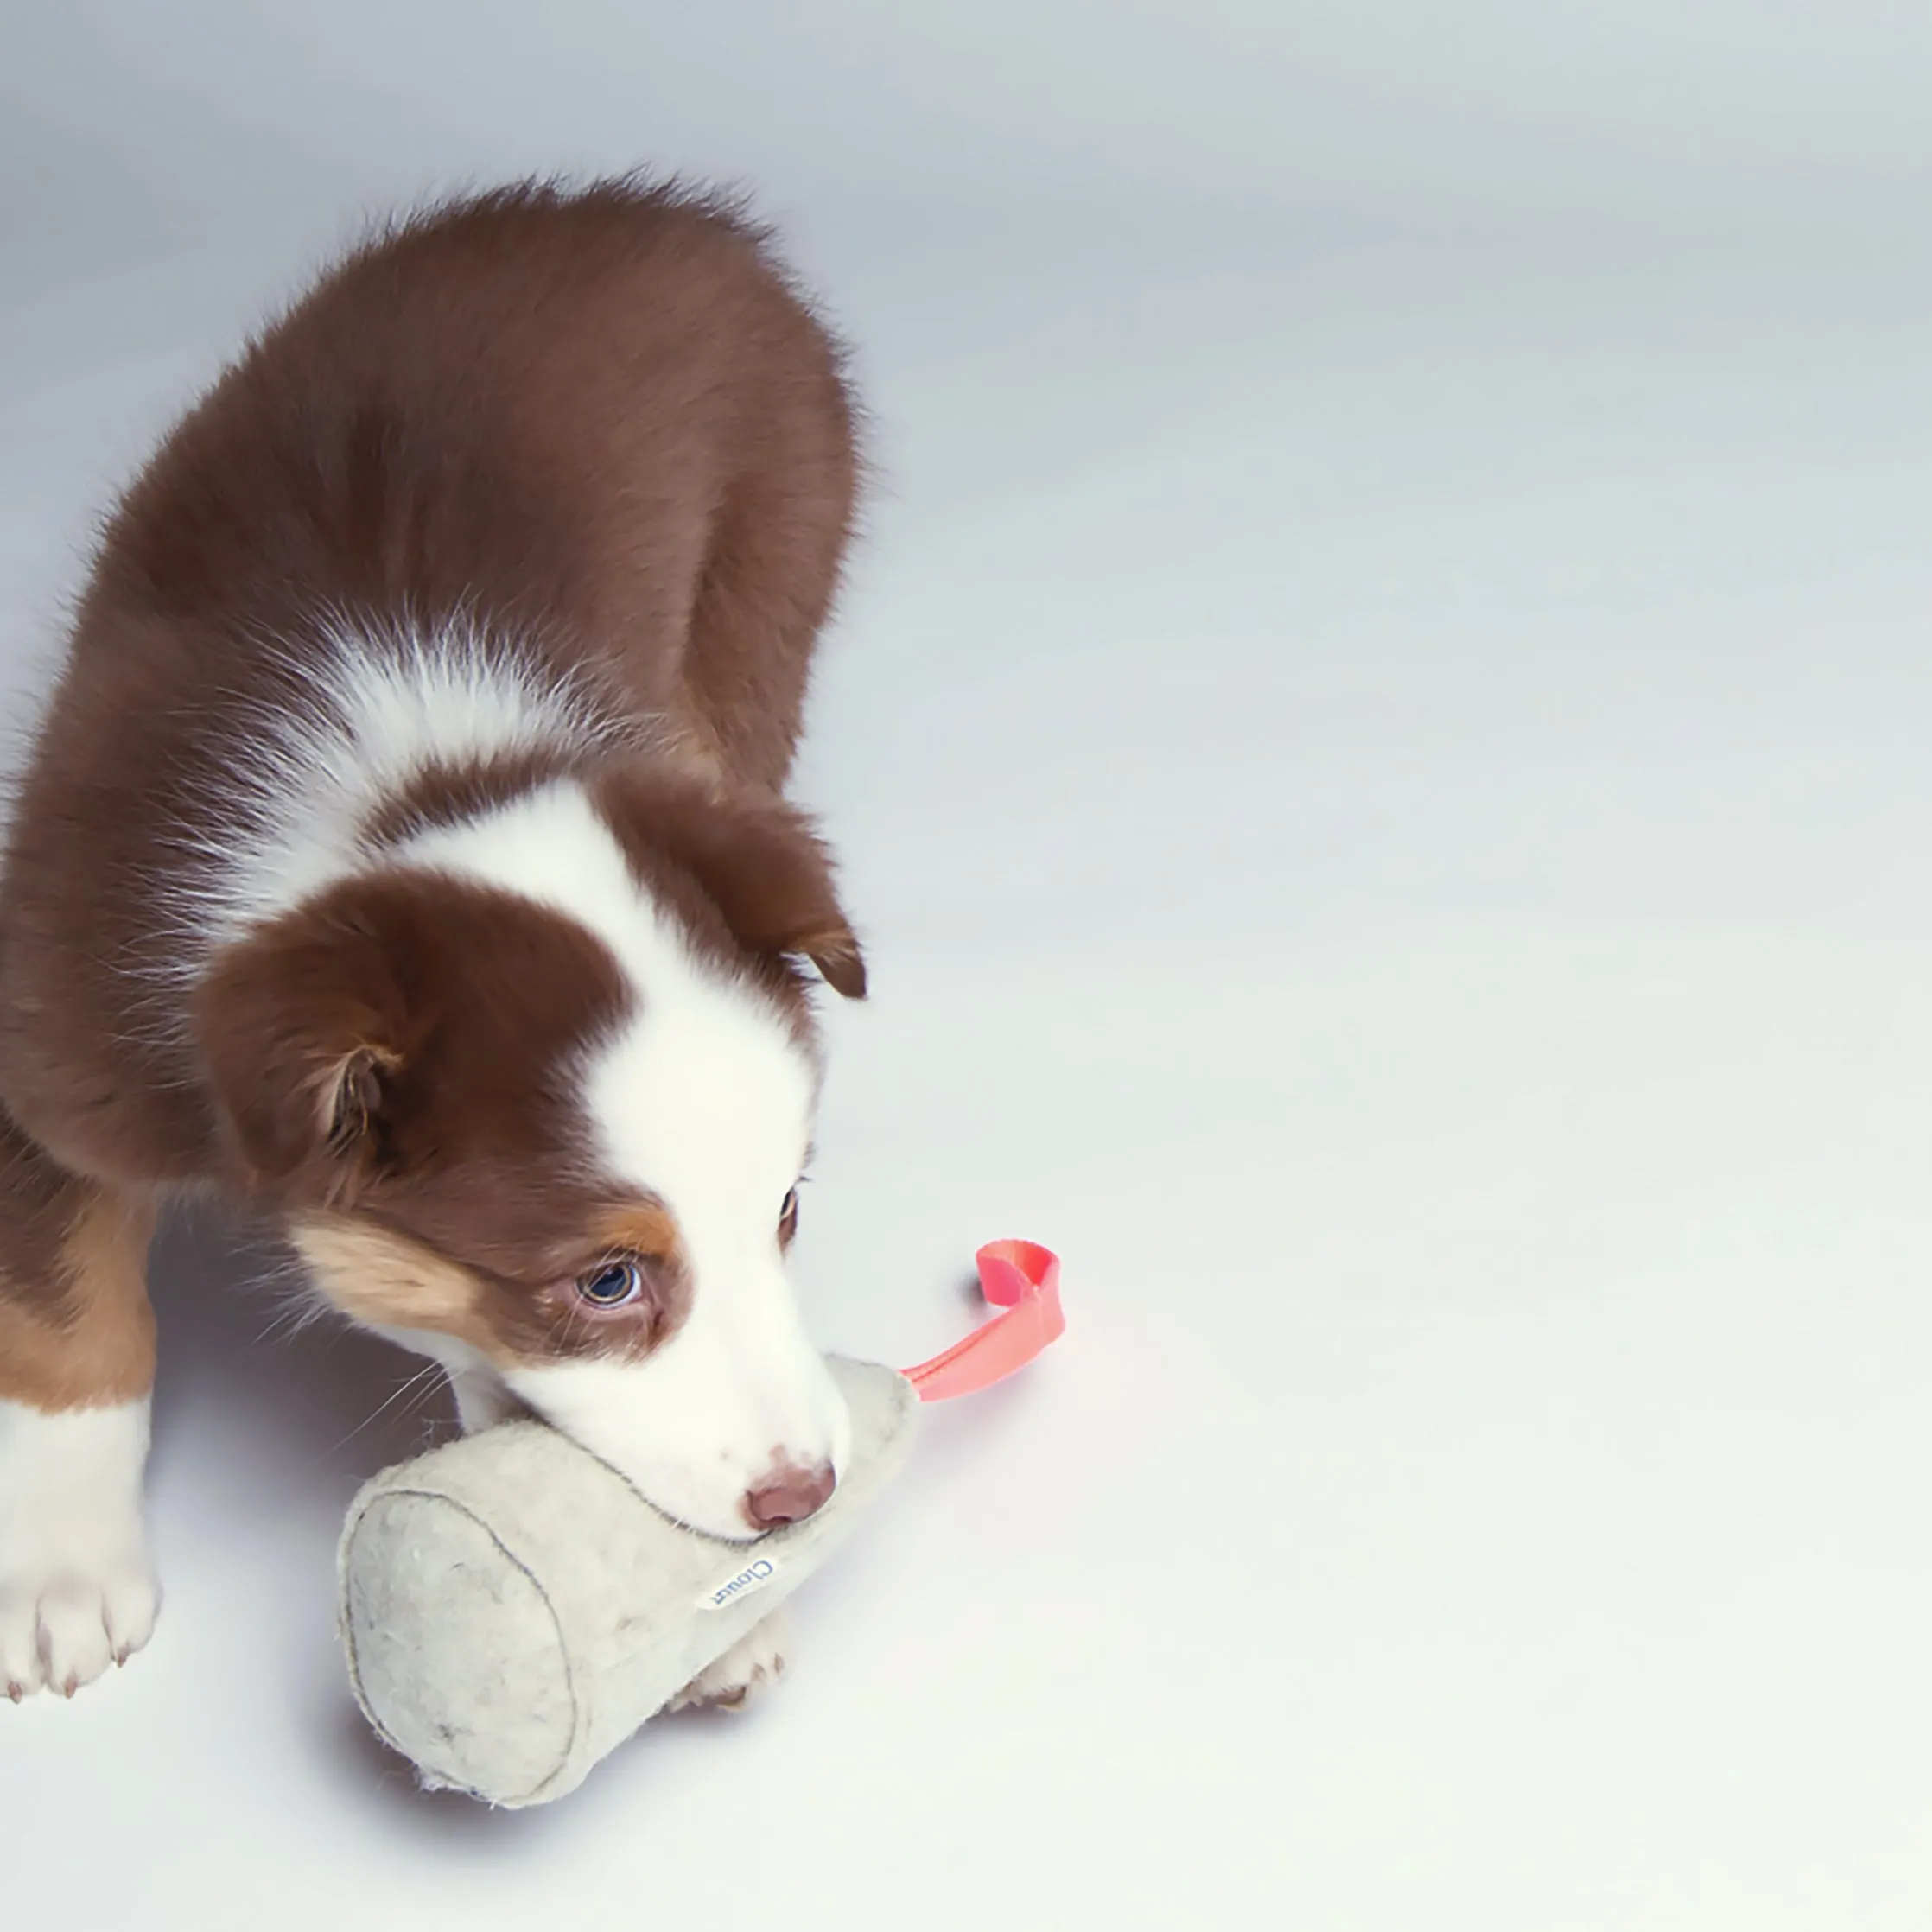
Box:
145 1198 455 1506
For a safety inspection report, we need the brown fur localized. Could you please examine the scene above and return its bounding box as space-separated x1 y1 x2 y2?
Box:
598 1204 683 1265
289 1217 507 1361
289 1208 694 1368
591 765 867 1001
0 1106 155 1408
0 178 865 1406
359 746 589 850
192 869 632 1230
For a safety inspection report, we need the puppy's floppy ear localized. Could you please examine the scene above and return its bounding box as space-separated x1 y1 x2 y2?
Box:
595 767 867 998
192 887 412 1202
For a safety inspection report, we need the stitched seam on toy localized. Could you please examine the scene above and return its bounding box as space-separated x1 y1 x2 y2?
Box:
351 1484 581 1807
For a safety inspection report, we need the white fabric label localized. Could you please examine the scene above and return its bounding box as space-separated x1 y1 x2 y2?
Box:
698 1555 782 1611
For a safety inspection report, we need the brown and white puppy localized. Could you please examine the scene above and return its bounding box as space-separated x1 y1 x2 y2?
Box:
0 181 867 1703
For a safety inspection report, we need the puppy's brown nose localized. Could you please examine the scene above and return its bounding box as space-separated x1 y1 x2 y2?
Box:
743 1461 836 1530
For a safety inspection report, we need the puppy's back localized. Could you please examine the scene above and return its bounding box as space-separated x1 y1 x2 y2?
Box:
95 180 854 679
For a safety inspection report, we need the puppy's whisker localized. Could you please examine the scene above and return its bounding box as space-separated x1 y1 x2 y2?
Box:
303 1362 448 1471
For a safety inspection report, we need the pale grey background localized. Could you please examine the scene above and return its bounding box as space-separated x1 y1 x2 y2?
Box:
3 3 1931 1927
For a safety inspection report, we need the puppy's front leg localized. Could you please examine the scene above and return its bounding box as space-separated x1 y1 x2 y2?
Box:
0 1136 158 1701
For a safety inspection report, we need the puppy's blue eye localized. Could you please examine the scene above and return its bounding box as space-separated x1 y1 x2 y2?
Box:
576 1258 646 1309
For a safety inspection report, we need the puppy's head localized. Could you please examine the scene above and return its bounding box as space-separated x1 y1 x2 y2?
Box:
192 775 865 1541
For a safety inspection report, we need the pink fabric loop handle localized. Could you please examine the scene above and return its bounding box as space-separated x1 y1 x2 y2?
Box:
902 1240 1065 1401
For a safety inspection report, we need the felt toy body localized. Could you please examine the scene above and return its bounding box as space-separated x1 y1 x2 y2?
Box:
339 1356 918 1808
340 1241 1063 1808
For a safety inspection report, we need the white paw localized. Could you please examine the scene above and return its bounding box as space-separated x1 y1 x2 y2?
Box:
0 1398 157 1701
668 1609 792 1714
0 1552 158 1700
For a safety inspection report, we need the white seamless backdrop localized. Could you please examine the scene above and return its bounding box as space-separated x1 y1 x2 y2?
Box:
3 5 1931 1929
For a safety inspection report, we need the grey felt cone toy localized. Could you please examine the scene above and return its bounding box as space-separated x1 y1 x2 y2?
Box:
339 1355 919 1807
339 1237 1064 1808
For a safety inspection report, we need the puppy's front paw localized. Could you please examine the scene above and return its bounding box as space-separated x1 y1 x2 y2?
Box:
668 1609 791 1714
0 1548 158 1700
1 1398 158 1701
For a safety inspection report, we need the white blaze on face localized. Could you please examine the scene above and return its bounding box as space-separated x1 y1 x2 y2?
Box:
394 782 850 1541
505 960 851 1537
